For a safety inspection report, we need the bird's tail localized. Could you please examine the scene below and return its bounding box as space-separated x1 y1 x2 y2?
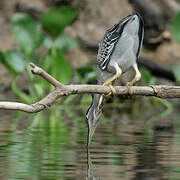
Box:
86 94 104 145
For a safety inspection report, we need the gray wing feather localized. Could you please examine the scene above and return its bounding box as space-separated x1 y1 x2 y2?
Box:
97 16 131 70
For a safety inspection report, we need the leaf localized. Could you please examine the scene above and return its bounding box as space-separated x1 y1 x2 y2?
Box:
43 34 78 52
0 50 4 63
140 67 156 85
77 64 97 83
12 13 44 56
172 65 180 83
3 50 25 75
41 7 78 37
55 35 78 51
51 50 72 84
34 83 45 98
11 79 32 104
77 65 94 78
173 11 180 43
43 36 53 49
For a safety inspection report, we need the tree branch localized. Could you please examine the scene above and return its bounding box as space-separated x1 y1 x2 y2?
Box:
0 63 180 113
30 63 62 87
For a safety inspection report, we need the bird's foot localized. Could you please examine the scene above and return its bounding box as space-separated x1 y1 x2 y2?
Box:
126 82 134 94
103 82 116 97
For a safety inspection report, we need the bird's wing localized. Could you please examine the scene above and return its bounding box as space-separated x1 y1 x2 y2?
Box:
97 17 131 70
136 15 144 59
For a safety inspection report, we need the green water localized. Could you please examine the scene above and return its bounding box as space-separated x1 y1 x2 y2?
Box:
0 113 180 180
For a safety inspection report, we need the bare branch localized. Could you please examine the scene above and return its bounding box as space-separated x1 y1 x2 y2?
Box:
30 63 62 87
0 63 180 113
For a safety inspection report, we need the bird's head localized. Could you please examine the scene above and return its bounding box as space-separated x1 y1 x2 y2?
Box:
86 94 103 145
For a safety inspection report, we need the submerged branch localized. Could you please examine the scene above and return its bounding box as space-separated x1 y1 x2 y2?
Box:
0 63 180 113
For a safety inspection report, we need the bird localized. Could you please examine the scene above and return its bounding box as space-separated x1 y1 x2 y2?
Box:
86 13 144 145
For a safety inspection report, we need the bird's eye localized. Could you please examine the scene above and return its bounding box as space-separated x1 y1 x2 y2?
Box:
132 17 135 20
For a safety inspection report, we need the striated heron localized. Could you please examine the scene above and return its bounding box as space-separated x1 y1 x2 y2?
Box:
86 13 144 145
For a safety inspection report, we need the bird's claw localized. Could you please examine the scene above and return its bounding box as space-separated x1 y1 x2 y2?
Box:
106 85 116 97
126 82 133 94
103 82 116 97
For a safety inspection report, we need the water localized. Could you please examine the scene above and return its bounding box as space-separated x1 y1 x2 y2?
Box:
0 116 180 180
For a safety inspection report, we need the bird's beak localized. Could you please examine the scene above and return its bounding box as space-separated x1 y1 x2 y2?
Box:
88 126 96 146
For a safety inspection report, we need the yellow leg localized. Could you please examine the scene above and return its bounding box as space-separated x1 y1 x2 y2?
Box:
103 64 122 97
127 63 141 94
103 83 116 97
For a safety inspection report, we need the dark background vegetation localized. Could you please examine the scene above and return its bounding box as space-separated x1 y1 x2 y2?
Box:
0 0 180 179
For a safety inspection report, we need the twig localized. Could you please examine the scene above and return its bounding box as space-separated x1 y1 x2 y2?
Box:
0 63 179 113
30 63 62 87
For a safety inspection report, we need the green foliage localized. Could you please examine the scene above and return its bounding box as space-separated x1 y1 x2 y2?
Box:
41 7 78 37
11 80 33 104
3 50 25 75
55 34 78 51
172 11 180 84
172 65 180 84
12 13 44 56
0 7 80 127
77 64 97 83
140 67 156 85
51 50 73 84
0 50 25 76
0 50 4 62
173 11 180 43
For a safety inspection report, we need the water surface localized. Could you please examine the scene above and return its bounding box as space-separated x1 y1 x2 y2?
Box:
0 115 180 180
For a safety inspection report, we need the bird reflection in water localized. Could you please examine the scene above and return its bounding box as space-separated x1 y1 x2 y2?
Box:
86 148 100 180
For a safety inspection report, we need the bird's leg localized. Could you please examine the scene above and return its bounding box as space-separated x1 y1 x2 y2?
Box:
103 64 122 97
126 63 141 94
103 83 115 97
